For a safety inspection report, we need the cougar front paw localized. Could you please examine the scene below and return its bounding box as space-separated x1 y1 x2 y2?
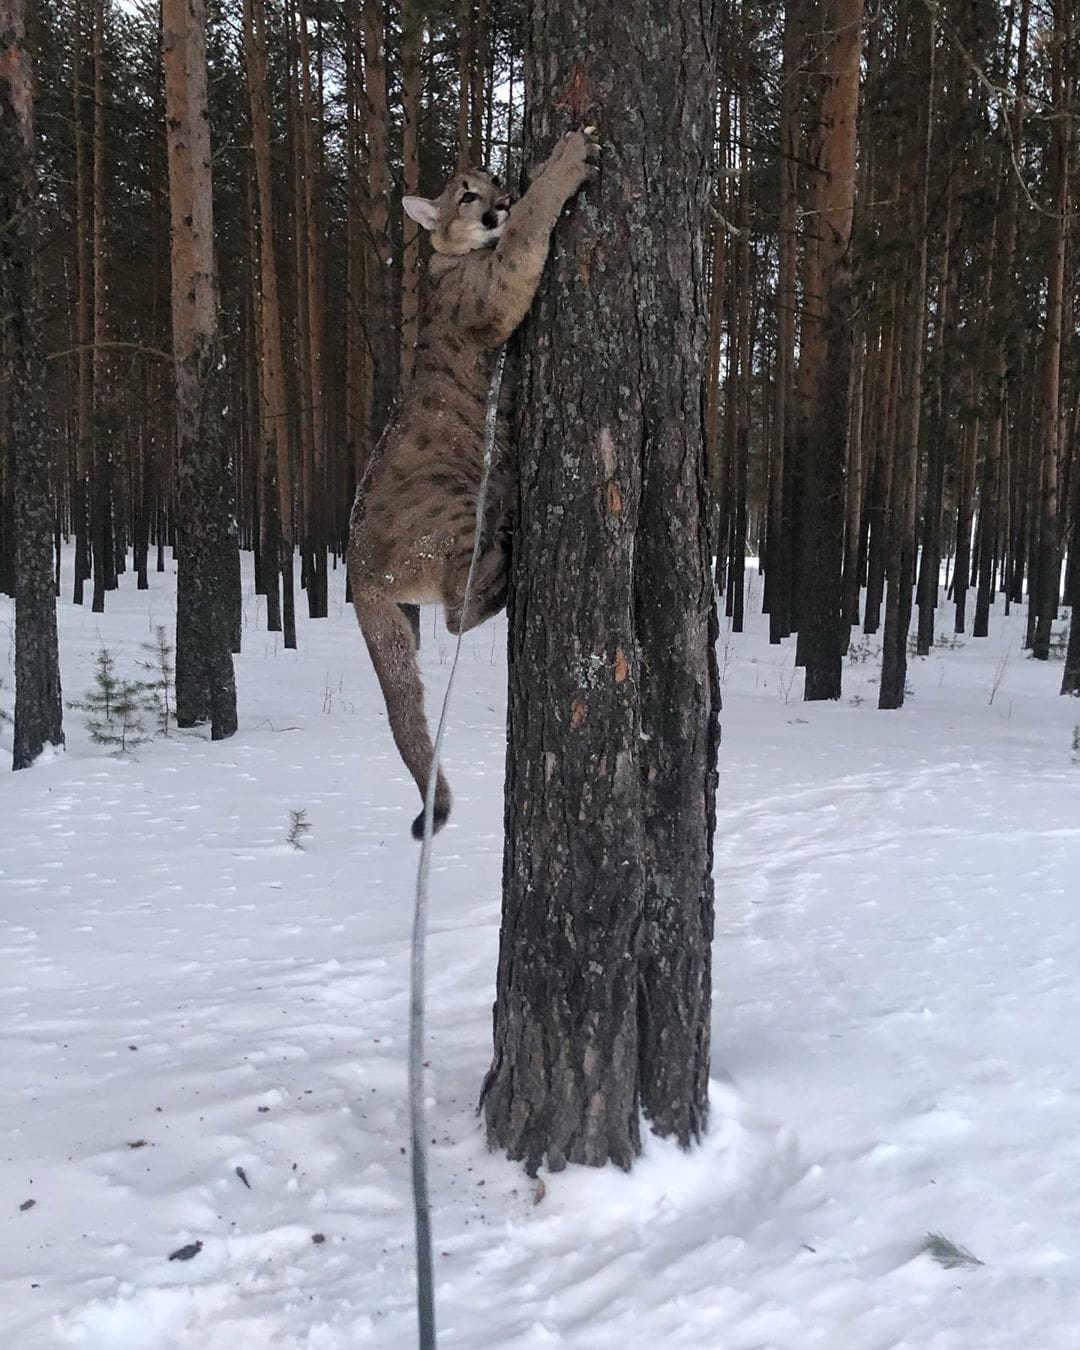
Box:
552 127 601 190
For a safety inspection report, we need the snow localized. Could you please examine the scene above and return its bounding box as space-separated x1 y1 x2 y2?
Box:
2 552 1078 1349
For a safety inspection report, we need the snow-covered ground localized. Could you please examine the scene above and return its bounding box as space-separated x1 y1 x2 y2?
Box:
2 552 1078 1350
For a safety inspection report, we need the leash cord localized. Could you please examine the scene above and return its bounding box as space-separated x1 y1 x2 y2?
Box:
409 345 507 1350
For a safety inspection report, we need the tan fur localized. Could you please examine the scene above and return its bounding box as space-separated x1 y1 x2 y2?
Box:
348 130 598 837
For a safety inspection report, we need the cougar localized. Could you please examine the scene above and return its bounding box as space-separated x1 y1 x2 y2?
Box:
347 128 599 838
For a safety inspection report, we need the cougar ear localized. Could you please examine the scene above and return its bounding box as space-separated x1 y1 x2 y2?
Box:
403 196 439 231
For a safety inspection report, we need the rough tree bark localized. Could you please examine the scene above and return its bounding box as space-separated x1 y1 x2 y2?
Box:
2 0 65 768
482 0 720 1170
162 0 238 738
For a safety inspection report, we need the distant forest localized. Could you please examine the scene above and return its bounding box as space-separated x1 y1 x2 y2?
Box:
1 0 1078 725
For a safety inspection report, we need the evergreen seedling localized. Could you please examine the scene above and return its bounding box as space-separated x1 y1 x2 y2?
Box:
138 625 176 735
71 648 151 755
923 1232 984 1270
287 808 312 850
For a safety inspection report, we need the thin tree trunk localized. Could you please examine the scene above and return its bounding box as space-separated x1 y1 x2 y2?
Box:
298 0 327 618
801 0 863 700
344 0 367 564
915 166 956 654
1032 0 1070 660
863 297 898 635
841 320 867 636
72 0 92 605
1062 475 1080 693
729 29 751 633
470 0 487 164
456 0 472 167
162 0 238 739
401 0 422 387
708 86 730 591
91 0 110 613
286 3 313 605
3 0 65 767
953 371 979 634
362 0 415 641
879 5 933 710
974 2 1028 639
245 0 294 644
362 0 396 435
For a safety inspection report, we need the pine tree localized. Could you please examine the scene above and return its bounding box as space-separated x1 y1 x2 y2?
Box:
3 0 65 770
138 624 176 735
71 649 150 753
483 0 720 1169
162 0 239 738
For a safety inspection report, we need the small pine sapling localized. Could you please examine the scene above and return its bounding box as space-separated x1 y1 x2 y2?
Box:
71 648 152 755
110 682 152 755
1072 725 1079 762
923 1232 984 1270
139 625 176 735
287 808 312 849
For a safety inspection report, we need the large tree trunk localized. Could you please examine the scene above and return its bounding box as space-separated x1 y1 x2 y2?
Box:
3 0 65 768
162 0 238 738
483 0 720 1170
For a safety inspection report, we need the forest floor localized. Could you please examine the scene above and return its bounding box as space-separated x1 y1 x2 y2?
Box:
2 553 1079 1349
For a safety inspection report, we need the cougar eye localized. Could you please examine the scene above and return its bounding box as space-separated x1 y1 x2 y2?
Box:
461 191 478 204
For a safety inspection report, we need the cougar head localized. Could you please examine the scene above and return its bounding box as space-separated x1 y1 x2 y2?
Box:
403 170 513 256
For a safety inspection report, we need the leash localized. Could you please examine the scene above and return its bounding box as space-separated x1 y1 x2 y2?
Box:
409 344 507 1350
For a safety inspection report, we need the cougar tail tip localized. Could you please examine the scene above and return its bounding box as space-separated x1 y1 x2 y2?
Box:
411 800 451 841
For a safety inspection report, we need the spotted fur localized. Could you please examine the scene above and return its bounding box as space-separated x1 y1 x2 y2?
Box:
348 129 599 837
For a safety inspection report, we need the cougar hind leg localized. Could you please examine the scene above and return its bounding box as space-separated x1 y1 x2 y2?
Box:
351 579 452 836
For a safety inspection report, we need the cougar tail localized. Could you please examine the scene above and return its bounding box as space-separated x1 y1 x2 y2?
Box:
352 582 452 838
